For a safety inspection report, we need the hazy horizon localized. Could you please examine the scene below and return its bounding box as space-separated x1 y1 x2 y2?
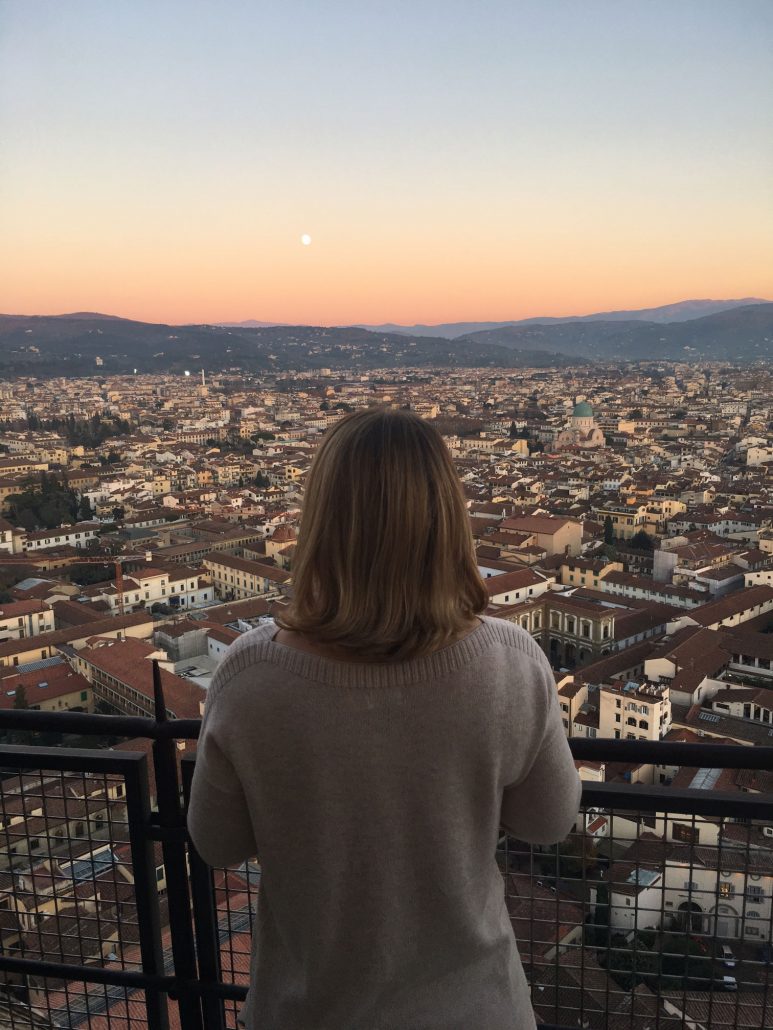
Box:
2 1 772 324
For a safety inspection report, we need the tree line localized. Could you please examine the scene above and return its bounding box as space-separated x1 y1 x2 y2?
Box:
5 472 93 530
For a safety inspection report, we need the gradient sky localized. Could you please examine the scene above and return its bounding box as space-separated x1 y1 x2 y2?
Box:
1 0 771 326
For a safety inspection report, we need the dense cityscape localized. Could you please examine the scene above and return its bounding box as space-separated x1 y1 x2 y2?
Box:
0 354 771 1026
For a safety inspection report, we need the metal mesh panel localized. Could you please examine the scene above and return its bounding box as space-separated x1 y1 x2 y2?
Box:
498 804 773 1029
211 861 258 1028
0 723 772 1030
0 751 169 1029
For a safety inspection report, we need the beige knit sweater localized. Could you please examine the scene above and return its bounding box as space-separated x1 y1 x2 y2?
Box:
187 616 582 1029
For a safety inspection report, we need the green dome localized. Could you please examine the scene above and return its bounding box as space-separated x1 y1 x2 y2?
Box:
572 401 593 417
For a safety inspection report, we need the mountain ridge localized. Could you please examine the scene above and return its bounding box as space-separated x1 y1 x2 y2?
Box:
355 298 770 338
456 303 773 362
0 314 585 376
0 302 770 375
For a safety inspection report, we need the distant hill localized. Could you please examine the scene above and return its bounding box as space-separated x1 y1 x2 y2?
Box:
457 303 773 362
1 301 769 376
357 298 770 339
215 319 288 328
0 314 586 377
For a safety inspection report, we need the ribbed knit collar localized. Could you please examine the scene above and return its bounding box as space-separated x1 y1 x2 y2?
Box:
227 615 522 688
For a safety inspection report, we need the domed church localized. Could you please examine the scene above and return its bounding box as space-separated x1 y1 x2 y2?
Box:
555 400 606 450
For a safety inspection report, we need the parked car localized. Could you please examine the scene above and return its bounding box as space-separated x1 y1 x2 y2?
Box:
717 975 737 992
721 944 736 968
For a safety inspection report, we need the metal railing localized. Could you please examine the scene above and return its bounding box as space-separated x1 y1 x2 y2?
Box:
0 665 771 1029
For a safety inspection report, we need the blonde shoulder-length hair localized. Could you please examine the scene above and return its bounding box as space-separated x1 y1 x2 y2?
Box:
275 406 488 660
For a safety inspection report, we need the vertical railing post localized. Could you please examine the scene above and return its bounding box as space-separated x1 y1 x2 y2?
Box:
124 752 171 1030
182 753 229 1030
152 660 205 1030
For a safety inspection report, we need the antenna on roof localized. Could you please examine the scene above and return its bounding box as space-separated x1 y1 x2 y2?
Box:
152 659 167 724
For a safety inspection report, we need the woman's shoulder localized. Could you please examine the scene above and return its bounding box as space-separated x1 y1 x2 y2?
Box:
208 621 278 694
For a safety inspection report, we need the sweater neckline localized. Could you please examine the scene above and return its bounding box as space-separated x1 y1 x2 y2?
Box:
257 616 511 687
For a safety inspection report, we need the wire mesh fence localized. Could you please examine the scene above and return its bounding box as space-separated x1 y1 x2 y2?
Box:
0 709 771 1029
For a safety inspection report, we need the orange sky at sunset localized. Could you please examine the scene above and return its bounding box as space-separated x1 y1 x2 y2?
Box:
2 2 771 327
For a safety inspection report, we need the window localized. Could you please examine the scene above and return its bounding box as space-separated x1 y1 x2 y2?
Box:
718 882 735 899
615 699 621 708
551 613 560 630
746 885 764 900
566 617 575 634
673 823 699 844
683 880 698 891
602 624 610 639
581 621 591 638
615 714 620 723
81 691 88 701
639 719 649 730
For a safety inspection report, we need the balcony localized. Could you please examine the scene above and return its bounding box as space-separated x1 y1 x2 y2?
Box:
1 678 772 1028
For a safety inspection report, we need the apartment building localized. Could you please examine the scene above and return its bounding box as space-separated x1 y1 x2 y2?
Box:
484 568 553 605
0 600 55 642
85 565 212 613
22 521 101 553
499 514 583 557
0 659 92 714
203 552 291 601
0 612 154 669
594 504 647 541
69 637 204 720
598 680 671 742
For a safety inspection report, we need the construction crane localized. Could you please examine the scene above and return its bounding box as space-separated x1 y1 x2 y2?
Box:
0 551 153 618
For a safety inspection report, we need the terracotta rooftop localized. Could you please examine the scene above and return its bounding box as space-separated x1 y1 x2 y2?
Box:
0 661 91 709
0 612 153 660
687 584 773 627
0 599 50 619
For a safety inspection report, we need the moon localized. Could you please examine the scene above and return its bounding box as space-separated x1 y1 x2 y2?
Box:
301 233 312 246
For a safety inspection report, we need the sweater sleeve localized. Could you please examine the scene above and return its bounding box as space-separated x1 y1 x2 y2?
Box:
499 650 582 845
187 666 258 868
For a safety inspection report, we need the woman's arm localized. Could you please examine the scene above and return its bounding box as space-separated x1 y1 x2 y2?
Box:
500 653 582 845
187 702 258 868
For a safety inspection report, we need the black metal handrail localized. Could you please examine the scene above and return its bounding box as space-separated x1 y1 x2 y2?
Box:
1 663 772 1029
5 704 773 769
